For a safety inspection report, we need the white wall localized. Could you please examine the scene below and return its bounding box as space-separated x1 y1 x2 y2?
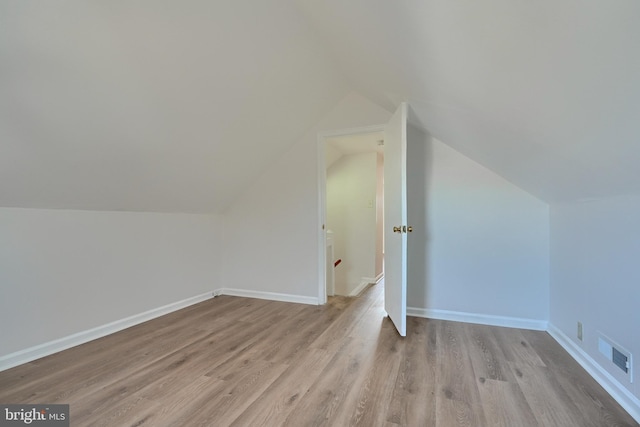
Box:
325 144 343 169
223 92 391 300
0 208 224 358
223 96 550 318
407 127 550 324
327 152 377 295
550 195 640 402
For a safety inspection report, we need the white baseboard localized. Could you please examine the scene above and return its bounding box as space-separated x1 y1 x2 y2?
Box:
1 288 318 372
349 280 373 297
407 307 548 331
0 291 215 372
219 288 318 305
548 324 640 424
348 274 383 297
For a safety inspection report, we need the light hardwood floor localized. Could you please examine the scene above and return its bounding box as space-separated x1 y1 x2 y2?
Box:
0 282 637 426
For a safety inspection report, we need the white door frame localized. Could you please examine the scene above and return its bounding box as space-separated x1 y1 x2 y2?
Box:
316 124 385 305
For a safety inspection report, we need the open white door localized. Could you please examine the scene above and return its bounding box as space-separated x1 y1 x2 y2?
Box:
384 102 408 337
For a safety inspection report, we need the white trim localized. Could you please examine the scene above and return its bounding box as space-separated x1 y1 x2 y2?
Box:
317 124 386 306
319 125 387 140
548 324 640 424
349 279 373 297
407 307 548 331
317 133 328 306
220 288 318 305
0 291 215 372
374 272 384 284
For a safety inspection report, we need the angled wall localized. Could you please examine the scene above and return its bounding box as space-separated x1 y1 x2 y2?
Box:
407 127 550 328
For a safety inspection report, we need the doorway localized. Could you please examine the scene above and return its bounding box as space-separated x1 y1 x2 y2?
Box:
317 126 385 303
317 103 409 336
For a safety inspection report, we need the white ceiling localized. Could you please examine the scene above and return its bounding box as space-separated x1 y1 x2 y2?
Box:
325 131 383 169
327 132 384 156
2 1 640 212
0 1 349 213
295 0 640 203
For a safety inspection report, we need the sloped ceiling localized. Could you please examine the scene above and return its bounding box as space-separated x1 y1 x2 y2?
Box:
0 1 350 213
2 1 639 213
294 0 640 203
326 131 384 169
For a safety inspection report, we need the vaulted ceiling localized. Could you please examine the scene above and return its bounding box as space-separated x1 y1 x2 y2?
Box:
295 0 640 203
2 1 639 212
0 1 350 213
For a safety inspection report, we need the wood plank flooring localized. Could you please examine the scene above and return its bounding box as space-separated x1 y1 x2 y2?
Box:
0 283 637 426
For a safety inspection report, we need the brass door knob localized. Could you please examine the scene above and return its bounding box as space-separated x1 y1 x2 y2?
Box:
407 226 413 232
393 226 402 233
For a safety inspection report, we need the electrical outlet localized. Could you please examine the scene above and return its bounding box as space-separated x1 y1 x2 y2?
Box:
577 322 583 341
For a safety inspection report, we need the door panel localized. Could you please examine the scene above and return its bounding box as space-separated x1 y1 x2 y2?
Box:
383 103 408 337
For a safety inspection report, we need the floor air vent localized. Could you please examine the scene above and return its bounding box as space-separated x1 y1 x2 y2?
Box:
598 334 632 382
612 347 629 374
